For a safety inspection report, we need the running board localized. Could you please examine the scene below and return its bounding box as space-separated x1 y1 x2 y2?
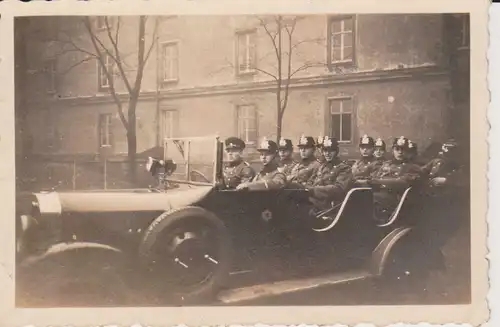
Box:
217 269 372 304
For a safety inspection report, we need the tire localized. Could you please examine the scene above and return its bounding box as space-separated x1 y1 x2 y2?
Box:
138 206 232 305
374 229 438 297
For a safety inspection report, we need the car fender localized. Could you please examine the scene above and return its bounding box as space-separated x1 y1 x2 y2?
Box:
17 242 132 306
18 241 124 270
369 226 413 276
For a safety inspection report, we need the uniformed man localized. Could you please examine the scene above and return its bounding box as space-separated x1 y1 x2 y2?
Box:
421 139 464 187
373 137 387 162
367 136 423 223
307 136 354 210
407 140 426 165
351 134 382 182
222 136 256 189
236 138 287 190
277 138 297 176
287 135 321 186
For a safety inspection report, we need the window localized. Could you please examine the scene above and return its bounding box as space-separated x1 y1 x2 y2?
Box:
161 42 179 82
97 53 114 91
236 30 257 75
160 109 176 142
236 104 258 146
327 16 355 66
98 114 113 147
459 15 470 48
44 59 57 93
328 97 353 143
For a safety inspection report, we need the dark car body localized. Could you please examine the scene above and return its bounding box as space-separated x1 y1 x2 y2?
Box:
15 136 460 307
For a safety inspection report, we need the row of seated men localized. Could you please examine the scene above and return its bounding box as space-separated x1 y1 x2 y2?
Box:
222 133 462 222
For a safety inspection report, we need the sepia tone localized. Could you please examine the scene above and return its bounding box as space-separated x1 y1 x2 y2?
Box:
12 11 476 314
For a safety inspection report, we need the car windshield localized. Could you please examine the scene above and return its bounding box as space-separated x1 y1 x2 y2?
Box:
164 136 218 186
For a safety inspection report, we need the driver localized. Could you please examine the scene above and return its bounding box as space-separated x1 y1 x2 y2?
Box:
223 136 256 189
277 138 297 176
236 138 286 190
306 136 353 211
351 134 382 183
286 135 321 186
366 136 423 223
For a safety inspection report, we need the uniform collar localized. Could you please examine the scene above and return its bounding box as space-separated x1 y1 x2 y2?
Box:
261 161 279 173
391 158 407 165
359 155 374 163
323 157 341 166
301 156 316 164
280 157 294 164
227 158 243 167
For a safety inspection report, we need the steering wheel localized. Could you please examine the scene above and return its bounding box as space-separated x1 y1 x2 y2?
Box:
190 170 211 183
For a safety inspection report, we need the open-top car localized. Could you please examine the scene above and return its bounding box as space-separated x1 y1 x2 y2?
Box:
16 135 454 307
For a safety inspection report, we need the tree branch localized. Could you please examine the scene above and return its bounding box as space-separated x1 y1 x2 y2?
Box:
56 36 99 59
281 20 295 115
104 16 133 94
82 17 128 131
258 17 281 63
58 56 95 76
144 17 159 64
132 16 147 95
114 16 121 46
254 67 279 81
289 61 322 78
83 18 122 74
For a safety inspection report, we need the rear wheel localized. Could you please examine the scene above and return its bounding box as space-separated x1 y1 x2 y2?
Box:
138 206 232 305
374 228 441 298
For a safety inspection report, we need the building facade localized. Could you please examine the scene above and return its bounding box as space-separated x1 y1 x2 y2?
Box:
17 14 470 162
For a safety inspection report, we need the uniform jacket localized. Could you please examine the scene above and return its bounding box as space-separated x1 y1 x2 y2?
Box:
421 157 449 179
278 157 297 176
421 157 468 196
370 159 423 192
223 159 256 189
308 158 354 202
351 156 383 179
287 157 321 185
246 161 287 190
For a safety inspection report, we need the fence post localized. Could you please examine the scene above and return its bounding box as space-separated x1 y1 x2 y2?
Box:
72 159 76 190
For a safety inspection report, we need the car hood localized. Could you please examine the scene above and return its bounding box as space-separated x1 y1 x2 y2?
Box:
33 185 214 215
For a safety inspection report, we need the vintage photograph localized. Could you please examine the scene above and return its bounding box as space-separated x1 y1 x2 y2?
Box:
13 11 475 312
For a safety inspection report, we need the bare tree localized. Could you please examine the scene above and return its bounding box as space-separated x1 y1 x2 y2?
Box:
215 15 325 142
52 16 159 183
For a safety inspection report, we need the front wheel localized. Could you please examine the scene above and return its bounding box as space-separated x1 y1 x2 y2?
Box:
138 206 232 305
